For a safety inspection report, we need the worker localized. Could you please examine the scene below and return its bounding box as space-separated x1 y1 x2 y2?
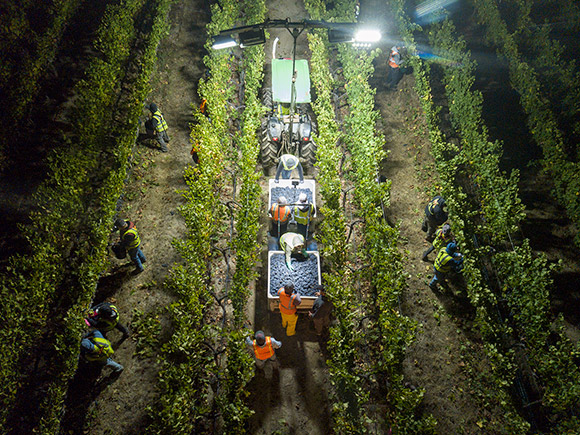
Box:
269 196 291 237
278 283 302 336
80 330 124 373
309 285 333 336
386 44 405 89
245 330 282 369
279 232 309 271
85 302 130 338
145 102 170 152
422 195 448 241
294 193 315 239
115 218 146 274
429 242 464 291
422 222 454 261
275 154 304 182
190 142 200 164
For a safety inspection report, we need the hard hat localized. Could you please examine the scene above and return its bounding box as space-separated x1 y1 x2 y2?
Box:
299 193 307 203
446 242 457 254
278 196 287 205
149 102 158 112
255 330 266 345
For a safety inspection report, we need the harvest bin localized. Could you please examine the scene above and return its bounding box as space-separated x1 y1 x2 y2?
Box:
268 178 316 216
267 251 321 312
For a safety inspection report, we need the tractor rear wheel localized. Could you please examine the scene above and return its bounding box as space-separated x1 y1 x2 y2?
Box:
261 88 273 110
260 135 278 169
301 120 317 166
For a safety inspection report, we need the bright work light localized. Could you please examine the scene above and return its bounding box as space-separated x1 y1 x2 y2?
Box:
354 29 381 43
212 34 237 50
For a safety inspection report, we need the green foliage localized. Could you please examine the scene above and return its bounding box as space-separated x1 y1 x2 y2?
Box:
150 0 266 431
304 1 433 432
132 309 161 359
469 0 580 247
0 0 83 166
0 0 173 431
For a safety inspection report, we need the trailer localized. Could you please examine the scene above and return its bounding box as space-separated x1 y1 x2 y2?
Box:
267 178 320 312
267 250 321 312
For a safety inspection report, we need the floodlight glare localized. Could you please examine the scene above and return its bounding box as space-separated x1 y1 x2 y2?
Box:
354 29 381 43
212 34 238 50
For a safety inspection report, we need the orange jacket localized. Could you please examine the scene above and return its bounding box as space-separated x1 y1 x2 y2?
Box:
253 337 275 360
278 288 299 314
270 204 291 224
388 47 401 68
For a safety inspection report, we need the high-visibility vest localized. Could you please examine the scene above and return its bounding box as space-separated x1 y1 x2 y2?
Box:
281 155 299 171
278 288 298 314
433 228 452 251
152 110 168 132
388 47 400 68
121 223 141 249
434 248 455 273
85 336 114 362
294 204 314 225
270 204 291 224
253 337 275 360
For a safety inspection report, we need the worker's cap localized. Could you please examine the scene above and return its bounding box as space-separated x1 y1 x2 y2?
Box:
441 223 451 235
149 102 158 112
299 193 307 203
277 196 287 205
446 242 457 254
114 218 127 229
255 330 265 345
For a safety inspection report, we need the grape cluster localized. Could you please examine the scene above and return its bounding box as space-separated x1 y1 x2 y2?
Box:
270 187 313 207
269 253 320 296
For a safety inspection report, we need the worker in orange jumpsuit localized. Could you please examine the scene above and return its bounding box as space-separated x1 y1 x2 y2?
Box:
246 330 282 369
278 283 302 336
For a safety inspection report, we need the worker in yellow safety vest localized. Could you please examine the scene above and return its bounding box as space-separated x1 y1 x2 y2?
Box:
245 330 282 369
115 218 146 274
275 154 304 181
429 242 464 291
294 193 315 239
279 232 309 271
145 102 170 152
422 222 454 261
81 330 124 373
278 283 302 336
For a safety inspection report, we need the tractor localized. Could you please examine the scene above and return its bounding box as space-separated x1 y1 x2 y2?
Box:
260 57 317 169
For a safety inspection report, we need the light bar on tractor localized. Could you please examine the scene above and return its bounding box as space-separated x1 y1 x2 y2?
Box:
211 19 381 50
